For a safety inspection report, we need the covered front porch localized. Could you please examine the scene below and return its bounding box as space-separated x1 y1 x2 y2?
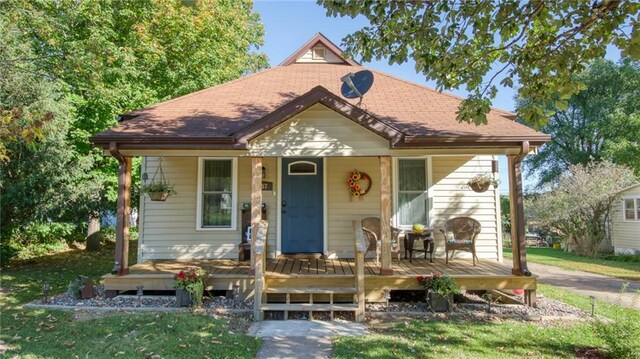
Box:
102 257 537 304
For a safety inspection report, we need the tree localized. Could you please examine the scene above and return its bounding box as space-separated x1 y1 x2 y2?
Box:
523 59 640 186
525 161 637 256
3 0 267 246
320 0 640 126
0 19 96 237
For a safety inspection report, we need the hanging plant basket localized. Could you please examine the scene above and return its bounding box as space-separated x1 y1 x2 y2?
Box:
148 191 171 202
468 181 491 193
139 158 176 201
467 173 498 193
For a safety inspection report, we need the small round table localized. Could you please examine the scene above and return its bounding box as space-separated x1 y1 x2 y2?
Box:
405 232 434 263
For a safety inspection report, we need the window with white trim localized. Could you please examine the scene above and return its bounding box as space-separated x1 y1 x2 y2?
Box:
198 159 236 229
397 159 429 226
624 198 640 221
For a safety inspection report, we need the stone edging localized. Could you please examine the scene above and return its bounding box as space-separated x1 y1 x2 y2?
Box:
23 303 252 315
366 311 591 322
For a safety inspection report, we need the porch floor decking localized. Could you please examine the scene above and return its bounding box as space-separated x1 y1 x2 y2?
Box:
127 258 513 277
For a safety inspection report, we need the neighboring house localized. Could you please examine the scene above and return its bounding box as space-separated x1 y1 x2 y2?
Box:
612 183 640 254
90 33 549 319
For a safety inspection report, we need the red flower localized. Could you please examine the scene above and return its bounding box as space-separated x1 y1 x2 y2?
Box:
178 272 185 278
417 276 424 281
434 272 441 278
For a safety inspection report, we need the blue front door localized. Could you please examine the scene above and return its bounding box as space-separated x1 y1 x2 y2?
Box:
281 158 323 254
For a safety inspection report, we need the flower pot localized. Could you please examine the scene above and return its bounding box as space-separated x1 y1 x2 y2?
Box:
175 288 191 307
468 181 490 193
149 191 170 201
427 292 452 312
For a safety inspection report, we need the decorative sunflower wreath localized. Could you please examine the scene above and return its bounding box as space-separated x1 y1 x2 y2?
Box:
347 169 372 197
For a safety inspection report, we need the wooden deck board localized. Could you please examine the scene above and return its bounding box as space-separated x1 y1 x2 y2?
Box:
127 258 513 277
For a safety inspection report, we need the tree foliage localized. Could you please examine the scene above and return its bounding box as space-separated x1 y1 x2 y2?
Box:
320 0 640 126
523 58 640 186
525 161 637 256
1 0 267 253
0 14 95 235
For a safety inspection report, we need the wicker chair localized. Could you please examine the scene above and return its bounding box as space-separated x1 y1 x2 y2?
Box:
361 217 402 265
440 217 481 266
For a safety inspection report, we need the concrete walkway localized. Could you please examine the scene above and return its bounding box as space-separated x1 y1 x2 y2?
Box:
527 262 640 310
248 320 368 359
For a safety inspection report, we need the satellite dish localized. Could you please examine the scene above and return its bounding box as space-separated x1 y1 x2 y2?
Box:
340 70 374 106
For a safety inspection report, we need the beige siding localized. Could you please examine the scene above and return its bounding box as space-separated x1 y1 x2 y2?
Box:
140 155 501 261
326 157 381 257
139 157 278 261
250 104 389 157
295 45 344 64
430 156 501 261
612 185 640 253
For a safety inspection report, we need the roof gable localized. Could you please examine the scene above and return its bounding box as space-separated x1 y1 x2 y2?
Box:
233 85 403 146
280 33 359 66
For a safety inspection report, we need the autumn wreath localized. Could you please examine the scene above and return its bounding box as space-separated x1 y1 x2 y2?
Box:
347 169 372 197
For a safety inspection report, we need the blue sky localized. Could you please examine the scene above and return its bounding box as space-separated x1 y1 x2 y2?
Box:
252 1 620 194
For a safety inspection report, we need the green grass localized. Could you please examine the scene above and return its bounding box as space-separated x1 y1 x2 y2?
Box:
334 284 639 359
504 247 640 280
334 319 599 358
0 241 261 358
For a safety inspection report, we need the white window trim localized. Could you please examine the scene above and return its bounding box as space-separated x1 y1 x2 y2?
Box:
392 156 432 230
622 197 640 222
196 157 238 231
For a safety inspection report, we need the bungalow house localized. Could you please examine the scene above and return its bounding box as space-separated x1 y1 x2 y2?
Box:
90 33 550 320
611 183 640 254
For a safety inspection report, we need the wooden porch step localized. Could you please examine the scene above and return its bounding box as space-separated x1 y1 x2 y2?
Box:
264 287 357 294
261 303 358 311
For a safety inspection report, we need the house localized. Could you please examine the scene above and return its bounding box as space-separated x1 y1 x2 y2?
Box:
611 183 640 254
90 33 549 320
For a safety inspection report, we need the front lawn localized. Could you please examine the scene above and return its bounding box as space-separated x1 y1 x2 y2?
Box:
334 284 640 359
0 242 261 358
334 319 599 359
504 247 640 280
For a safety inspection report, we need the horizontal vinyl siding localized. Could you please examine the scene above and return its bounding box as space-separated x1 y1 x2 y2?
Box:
431 156 500 261
249 104 389 157
139 157 278 261
326 157 381 257
612 187 640 252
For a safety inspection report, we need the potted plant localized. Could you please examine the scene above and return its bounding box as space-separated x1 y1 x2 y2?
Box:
417 272 460 312
174 267 206 307
467 173 499 193
139 181 177 201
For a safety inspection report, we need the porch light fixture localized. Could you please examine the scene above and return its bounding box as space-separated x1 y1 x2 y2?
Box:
136 285 144 306
383 289 391 310
232 284 240 304
42 280 51 304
